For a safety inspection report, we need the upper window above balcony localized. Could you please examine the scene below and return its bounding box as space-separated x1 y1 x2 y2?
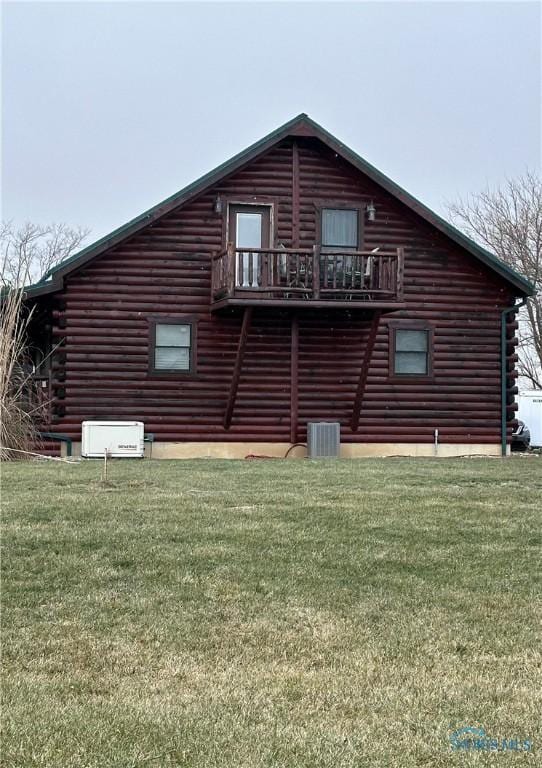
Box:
321 208 360 251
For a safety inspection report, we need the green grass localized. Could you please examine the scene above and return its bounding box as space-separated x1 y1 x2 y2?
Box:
1 457 541 767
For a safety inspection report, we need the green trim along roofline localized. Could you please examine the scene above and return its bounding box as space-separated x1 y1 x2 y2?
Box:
24 113 534 299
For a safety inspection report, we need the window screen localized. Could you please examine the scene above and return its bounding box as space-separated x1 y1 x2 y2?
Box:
154 323 191 371
321 209 358 248
394 329 429 375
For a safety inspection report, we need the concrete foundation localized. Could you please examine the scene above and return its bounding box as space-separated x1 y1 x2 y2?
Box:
64 441 506 459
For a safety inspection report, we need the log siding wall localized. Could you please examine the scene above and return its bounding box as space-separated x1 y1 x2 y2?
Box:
49 138 517 445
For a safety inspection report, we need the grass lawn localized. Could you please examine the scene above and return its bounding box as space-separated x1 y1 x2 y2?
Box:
1 457 541 767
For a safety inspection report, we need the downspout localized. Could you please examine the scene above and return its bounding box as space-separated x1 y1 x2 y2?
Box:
501 299 526 456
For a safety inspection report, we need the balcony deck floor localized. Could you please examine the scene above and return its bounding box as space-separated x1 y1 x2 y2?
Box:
211 296 407 312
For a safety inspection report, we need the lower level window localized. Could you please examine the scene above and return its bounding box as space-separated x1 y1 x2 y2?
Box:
151 321 193 373
393 328 430 375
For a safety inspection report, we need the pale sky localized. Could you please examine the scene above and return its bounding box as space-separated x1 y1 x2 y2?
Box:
2 1 541 244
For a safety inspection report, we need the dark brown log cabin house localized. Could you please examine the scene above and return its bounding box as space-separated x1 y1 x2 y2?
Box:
24 114 533 458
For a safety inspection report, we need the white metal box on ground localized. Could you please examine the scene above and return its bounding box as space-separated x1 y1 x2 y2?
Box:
81 421 144 458
518 391 542 447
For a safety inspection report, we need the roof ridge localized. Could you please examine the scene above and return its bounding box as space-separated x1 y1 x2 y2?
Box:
26 113 534 298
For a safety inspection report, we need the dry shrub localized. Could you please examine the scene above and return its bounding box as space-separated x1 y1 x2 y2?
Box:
1 222 88 460
0 284 38 460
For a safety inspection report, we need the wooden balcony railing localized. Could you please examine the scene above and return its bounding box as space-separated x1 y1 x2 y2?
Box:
211 244 404 306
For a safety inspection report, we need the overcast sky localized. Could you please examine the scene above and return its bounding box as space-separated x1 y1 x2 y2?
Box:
2 1 541 244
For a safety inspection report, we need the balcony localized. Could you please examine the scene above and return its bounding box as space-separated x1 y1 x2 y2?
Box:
211 245 405 310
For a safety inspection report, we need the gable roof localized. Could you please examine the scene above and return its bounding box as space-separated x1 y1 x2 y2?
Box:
25 113 534 298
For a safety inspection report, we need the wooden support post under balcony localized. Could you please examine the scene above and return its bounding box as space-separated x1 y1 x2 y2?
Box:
290 313 299 444
351 311 382 433
224 307 252 430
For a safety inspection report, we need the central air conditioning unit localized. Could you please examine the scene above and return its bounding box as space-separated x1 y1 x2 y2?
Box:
81 421 145 458
307 422 340 458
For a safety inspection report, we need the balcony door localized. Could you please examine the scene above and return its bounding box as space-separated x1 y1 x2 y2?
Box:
228 204 271 288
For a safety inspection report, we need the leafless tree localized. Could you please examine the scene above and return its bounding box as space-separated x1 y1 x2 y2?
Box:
448 171 542 389
1 221 89 288
1 222 89 458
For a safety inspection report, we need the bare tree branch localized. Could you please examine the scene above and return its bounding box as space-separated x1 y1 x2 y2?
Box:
447 171 542 389
1 220 89 457
0 221 90 288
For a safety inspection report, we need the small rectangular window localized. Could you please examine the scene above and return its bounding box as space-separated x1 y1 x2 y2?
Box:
321 208 358 249
393 329 430 375
151 321 194 373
